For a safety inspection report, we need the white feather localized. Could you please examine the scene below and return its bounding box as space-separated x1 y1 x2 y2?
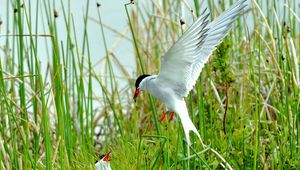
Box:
95 161 111 170
157 0 247 97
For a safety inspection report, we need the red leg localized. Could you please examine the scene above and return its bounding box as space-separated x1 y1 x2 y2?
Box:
160 111 168 122
169 112 175 121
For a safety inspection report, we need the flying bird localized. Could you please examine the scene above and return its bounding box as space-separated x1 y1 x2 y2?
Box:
134 0 246 148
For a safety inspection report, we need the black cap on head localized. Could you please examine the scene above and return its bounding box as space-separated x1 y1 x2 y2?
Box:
135 74 150 89
95 154 106 163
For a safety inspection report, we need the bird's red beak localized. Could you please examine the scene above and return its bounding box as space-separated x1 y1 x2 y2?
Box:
103 151 111 162
133 88 140 102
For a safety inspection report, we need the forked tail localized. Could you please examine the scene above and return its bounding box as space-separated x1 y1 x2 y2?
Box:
176 101 204 147
175 101 204 165
175 101 235 169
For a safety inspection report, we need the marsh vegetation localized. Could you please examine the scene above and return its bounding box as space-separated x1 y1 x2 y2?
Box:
0 0 299 169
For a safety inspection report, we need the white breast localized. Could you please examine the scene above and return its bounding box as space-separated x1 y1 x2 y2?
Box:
143 77 179 111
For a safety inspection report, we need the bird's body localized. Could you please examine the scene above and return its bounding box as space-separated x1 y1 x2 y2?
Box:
138 75 203 145
95 161 111 170
134 0 247 152
139 75 177 110
95 152 112 170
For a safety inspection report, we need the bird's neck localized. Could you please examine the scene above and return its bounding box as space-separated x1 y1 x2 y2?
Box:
140 75 157 90
145 74 157 80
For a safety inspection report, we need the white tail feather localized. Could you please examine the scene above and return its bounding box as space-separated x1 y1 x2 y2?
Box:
175 100 234 169
175 100 203 166
175 100 203 146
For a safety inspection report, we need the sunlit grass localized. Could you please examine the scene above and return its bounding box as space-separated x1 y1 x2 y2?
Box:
0 0 299 169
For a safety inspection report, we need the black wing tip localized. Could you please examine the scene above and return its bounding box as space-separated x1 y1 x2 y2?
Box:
201 8 210 17
202 8 208 15
135 74 151 89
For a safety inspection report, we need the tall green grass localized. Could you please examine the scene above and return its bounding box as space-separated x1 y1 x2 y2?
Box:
0 0 299 169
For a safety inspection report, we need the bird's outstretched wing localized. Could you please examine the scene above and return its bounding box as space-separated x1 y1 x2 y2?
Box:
157 0 247 97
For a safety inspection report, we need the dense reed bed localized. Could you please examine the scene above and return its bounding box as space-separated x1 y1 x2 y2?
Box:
0 0 299 169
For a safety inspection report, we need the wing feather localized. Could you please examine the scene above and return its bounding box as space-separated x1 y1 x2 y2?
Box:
187 0 247 91
157 0 247 97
